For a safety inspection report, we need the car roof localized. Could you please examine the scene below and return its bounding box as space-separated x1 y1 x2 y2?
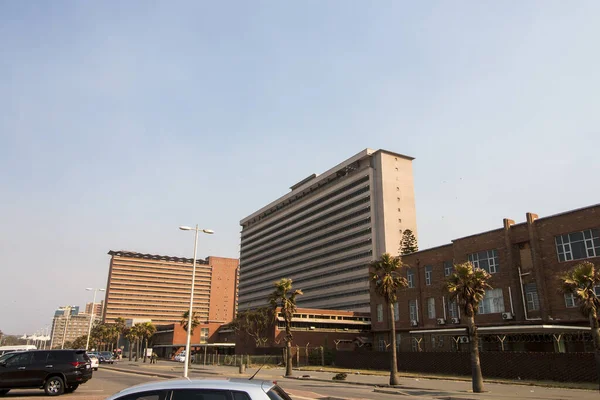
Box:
106 379 274 399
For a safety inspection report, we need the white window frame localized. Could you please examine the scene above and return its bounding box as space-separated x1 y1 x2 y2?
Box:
425 265 433 286
448 299 458 319
407 269 414 288
555 229 600 262
393 302 399 321
524 283 540 311
468 249 499 274
564 293 577 308
478 288 505 314
409 300 418 321
427 297 436 319
444 261 453 277
376 304 384 322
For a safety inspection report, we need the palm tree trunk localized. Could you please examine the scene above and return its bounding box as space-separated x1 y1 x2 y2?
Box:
588 310 600 392
128 340 133 361
389 302 399 385
467 314 484 393
285 340 292 376
135 339 139 361
143 338 148 363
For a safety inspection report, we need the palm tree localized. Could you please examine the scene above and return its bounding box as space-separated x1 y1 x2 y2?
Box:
113 317 127 355
181 311 201 335
123 327 136 361
137 322 156 363
561 261 600 388
446 261 491 393
370 253 408 386
269 278 303 377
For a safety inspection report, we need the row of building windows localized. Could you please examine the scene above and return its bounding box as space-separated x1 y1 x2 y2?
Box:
242 217 371 267
555 228 600 262
239 240 372 285
239 261 369 297
239 250 372 290
242 206 371 260
242 228 371 274
242 175 370 242
298 289 370 305
239 218 371 268
241 187 371 249
242 274 367 305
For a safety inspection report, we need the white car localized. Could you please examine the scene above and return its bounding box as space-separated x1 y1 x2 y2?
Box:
105 378 292 400
174 351 186 363
88 354 99 371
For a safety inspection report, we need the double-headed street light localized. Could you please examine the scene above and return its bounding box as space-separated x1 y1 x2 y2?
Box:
85 287 106 351
179 225 214 378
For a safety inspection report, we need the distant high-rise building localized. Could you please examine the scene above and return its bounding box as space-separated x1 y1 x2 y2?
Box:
85 301 104 318
103 251 239 326
49 306 99 349
238 148 417 312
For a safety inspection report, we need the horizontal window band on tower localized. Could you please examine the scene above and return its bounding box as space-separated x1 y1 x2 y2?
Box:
239 250 372 290
239 261 369 293
240 274 369 304
242 217 372 268
241 175 370 242
239 236 372 281
241 183 371 246
241 204 371 257
241 211 371 262
241 227 372 273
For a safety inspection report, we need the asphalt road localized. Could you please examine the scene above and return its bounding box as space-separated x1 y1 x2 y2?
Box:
0 369 421 400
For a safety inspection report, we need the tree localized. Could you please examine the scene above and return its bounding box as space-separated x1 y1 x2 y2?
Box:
113 317 127 353
269 278 303 377
446 262 491 393
370 253 408 386
134 322 156 363
561 261 600 388
71 335 88 349
181 311 201 335
400 229 418 255
123 327 137 361
231 307 272 347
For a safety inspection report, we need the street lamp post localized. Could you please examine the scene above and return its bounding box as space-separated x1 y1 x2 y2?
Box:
85 288 106 351
179 225 214 378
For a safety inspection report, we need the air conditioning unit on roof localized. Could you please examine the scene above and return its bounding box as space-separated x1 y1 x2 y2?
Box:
450 317 460 324
436 318 446 325
410 320 418 327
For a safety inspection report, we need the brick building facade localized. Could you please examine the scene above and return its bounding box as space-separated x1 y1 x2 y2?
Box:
370 203 600 353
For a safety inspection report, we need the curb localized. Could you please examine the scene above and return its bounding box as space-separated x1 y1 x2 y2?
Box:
102 366 179 379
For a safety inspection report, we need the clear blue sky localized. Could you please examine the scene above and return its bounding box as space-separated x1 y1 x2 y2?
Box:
1 1 599 335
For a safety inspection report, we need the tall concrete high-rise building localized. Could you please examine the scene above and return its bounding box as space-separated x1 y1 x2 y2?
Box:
103 251 239 326
239 148 417 312
49 306 99 349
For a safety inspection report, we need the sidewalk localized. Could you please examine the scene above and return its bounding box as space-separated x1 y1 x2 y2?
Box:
103 361 599 400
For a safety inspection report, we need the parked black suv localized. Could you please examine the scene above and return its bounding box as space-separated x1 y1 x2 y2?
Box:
0 349 92 396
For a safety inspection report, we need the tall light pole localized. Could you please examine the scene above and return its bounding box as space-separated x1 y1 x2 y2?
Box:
85 288 106 351
179 225 214 378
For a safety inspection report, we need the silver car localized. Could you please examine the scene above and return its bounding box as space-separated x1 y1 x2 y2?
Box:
105 378 292 400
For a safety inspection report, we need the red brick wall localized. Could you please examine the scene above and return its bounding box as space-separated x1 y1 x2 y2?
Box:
208 257 238 324
370 204 600 335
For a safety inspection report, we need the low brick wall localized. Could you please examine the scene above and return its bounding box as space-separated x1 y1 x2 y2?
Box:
334 351 597 382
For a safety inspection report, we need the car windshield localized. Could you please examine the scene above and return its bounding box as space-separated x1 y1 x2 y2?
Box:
0 352 18 363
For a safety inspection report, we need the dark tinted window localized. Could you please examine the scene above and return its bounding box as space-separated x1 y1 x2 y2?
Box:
47 351 74 363
266 386 292 400
232 392 251 400
6 352 32 367
32 351 49 363
76 350 90 362
118 391 169 400
172 389 229 400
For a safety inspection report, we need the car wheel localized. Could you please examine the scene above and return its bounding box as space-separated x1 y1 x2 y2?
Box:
94 367 98 371
65 384 79 394
0 390 10 396
44 376 65 396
